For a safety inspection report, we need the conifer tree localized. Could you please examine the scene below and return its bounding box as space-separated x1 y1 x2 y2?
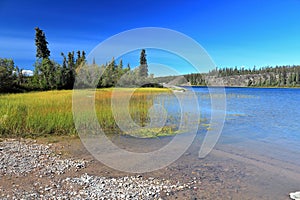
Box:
138 49 148 77
34 27 50 59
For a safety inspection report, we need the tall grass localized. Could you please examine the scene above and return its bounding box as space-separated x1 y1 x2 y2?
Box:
0 88 171 138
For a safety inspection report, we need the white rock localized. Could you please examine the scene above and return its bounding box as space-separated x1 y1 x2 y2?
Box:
290 191 300 200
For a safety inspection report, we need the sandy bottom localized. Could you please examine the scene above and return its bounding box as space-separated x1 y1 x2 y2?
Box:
1 133 299 199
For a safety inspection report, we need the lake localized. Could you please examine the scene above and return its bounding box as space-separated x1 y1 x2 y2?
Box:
150 86 300 198
186 86 300 163
183 86 300 198
85 86 300 199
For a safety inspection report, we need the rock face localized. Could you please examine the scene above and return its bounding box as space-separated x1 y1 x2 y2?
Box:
205 74 269 87
205 75 251 87
205 72 295 87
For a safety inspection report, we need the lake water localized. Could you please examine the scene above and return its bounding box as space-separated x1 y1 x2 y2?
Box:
152 86 300 198
101 87 300 198
187 86 300 161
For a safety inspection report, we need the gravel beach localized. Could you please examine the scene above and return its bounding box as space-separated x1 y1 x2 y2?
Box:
0 136 299 199
0 139 189 199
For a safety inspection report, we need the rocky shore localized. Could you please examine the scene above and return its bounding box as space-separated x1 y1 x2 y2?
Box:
0 137 298 199
0 139 189 199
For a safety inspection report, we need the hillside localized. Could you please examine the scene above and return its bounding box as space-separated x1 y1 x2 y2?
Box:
156 65 300 87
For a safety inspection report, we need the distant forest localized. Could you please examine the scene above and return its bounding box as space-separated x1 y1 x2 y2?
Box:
155 66 300 87
183 65 300 87
1 28 300 93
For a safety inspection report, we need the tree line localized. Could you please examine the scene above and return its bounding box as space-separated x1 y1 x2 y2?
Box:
184 65 300 87
2 27 300 92
0 27 151 93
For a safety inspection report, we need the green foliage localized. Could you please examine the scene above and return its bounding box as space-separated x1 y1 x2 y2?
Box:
101 57 116 87
75 63 104 88
34 27 50 59
0 58 20 93
33 58 59 90
2 28 159 92
184 73 205 85
138 49 148 78
140 49 147 65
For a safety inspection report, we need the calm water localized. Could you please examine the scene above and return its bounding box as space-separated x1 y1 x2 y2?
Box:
109 87 300 198
151 86 300 155
158 87 300 195
183 87 300 162
183 87 300 197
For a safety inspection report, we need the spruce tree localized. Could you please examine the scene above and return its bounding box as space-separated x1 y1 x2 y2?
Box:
34 27 57 90
139 49 148 77
34 27 50 59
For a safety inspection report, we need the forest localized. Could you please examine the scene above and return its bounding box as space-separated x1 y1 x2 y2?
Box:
0 28 152 93
184 65 300 87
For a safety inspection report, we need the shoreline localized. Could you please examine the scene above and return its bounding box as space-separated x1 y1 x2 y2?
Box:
1 135 299 199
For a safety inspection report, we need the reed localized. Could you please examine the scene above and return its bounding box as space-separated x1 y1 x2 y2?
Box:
0 88 172 138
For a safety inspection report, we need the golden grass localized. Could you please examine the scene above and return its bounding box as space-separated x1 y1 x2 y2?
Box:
0 88 172 137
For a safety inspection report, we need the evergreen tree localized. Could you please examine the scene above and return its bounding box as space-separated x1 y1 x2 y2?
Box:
66 51 75 89
126 63 131 71
34 27 50 59
101 57 116 87
138 49 148 77
75 50 86 67
33 27 59 90
60 53 68 88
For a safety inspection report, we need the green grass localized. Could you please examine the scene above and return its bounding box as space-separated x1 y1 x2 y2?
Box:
0 88 176 138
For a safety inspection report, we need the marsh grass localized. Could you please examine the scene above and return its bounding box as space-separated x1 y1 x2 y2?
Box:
0 90 74 137
0 88 179 138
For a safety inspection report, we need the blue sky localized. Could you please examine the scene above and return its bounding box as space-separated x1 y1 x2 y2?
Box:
0 0 300 75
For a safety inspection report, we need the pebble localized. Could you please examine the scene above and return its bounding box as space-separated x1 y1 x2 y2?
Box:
0 139 86 176
0 139 189 199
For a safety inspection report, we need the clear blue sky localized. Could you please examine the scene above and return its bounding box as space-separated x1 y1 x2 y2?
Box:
1 0 300 75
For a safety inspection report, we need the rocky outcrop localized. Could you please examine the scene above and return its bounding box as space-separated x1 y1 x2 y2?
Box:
204 72 294 87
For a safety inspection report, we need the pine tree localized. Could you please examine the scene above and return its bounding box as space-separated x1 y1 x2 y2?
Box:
34 27 50 59
127 63 131 71
75 50 86 68
60 53 68 88
33 27 59 90
138 49 148 77
101 57 116 87
67 51 75 89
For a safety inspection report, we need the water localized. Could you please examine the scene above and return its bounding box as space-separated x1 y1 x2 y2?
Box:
151 86 300 162
155 86 300 198
179 87 296 138
108 87 300 198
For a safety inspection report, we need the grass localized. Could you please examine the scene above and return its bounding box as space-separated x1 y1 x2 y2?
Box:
0 90 74 137
0 88 178 138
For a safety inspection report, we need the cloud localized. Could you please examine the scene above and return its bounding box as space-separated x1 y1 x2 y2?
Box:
22 69 33 76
